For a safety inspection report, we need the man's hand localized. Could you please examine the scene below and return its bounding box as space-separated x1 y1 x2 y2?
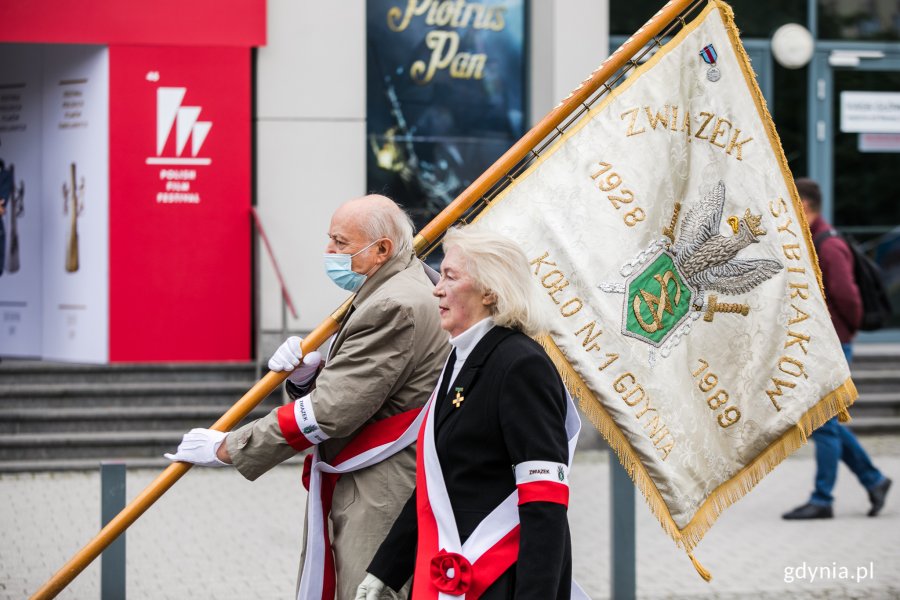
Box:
164 428 230 467
268 336 323 385
355 573 386 600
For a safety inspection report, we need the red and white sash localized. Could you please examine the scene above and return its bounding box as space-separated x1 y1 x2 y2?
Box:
296 407 426 600
412 388 589 599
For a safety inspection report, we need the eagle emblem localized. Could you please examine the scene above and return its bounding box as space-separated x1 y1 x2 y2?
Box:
672 180 782 297
603 180 783 359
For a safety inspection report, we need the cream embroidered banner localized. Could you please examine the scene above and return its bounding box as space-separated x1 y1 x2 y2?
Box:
475 0 856 562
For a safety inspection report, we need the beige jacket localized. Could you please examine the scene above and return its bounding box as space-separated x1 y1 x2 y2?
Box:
226 250 448 599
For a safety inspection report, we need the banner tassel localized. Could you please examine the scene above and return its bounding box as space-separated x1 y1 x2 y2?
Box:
688 552 713 582
837 406 852 423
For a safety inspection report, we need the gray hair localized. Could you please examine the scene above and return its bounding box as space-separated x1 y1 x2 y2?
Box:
442 225 551 337
359 195 415 257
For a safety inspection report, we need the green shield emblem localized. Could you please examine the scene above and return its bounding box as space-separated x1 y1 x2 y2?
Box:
623 251 693 346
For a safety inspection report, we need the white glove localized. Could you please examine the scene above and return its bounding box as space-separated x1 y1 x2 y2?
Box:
268 337 323 386
164 428 229 467
287 351 323 386
268 336 304 371
355 573 386 600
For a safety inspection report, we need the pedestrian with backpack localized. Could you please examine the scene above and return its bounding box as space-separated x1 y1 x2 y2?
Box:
782 177 892 520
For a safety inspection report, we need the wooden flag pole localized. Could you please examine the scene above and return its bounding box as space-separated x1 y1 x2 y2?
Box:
31 1 694 597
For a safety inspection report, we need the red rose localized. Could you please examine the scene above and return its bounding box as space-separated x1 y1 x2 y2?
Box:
429 550 473 595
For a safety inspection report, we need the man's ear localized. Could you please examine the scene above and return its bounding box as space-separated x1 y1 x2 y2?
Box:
374 238 394 264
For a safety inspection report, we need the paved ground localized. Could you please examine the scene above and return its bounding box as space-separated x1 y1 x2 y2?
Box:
2 437 899 600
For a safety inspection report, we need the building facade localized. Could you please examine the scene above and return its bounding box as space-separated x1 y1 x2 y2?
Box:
3 0 898 361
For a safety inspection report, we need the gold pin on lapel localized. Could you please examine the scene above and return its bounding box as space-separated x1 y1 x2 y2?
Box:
452 387 465 408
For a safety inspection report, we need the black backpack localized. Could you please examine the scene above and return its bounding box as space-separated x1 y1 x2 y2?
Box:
813 229 893 331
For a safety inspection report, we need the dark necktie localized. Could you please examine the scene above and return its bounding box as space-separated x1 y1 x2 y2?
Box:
435 349 457 416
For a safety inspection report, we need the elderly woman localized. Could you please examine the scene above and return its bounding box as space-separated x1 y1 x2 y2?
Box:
355 226 579 600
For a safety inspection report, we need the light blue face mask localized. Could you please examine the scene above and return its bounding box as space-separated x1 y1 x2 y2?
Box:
323 239 380 292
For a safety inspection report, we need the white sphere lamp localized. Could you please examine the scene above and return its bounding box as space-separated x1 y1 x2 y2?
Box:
771 23 814 69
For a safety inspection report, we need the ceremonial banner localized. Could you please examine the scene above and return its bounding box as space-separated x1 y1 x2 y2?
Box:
475 1 855 564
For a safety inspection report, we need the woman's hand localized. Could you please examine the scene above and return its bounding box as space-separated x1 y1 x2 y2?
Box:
354 573 386 600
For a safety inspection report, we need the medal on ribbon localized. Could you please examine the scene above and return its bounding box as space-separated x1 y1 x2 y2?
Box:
699 43 721 82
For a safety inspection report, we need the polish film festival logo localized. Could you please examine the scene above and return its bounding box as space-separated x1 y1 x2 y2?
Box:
146 86 212 204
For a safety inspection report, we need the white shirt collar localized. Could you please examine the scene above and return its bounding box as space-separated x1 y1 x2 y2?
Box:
449 317 494 365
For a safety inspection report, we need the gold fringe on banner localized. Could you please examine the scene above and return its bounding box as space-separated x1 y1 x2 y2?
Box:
540 335 857 558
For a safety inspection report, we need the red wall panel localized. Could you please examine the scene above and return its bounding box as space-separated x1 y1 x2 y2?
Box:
109 46 251 361
0 0 265 47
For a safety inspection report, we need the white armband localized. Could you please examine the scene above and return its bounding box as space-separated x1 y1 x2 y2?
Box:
514 460 570 506
294 395 331 445
515 460 569 485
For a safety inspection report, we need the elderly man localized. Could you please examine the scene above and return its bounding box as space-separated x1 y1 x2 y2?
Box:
167 195 448 599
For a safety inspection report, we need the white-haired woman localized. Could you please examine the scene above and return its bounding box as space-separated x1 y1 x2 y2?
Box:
356 226 578 599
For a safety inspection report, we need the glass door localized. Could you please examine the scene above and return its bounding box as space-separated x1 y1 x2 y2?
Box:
810 45 900 336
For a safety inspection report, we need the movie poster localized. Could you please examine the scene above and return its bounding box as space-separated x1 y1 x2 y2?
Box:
41 45 110 363
0 44 44 358
366 0 526 232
